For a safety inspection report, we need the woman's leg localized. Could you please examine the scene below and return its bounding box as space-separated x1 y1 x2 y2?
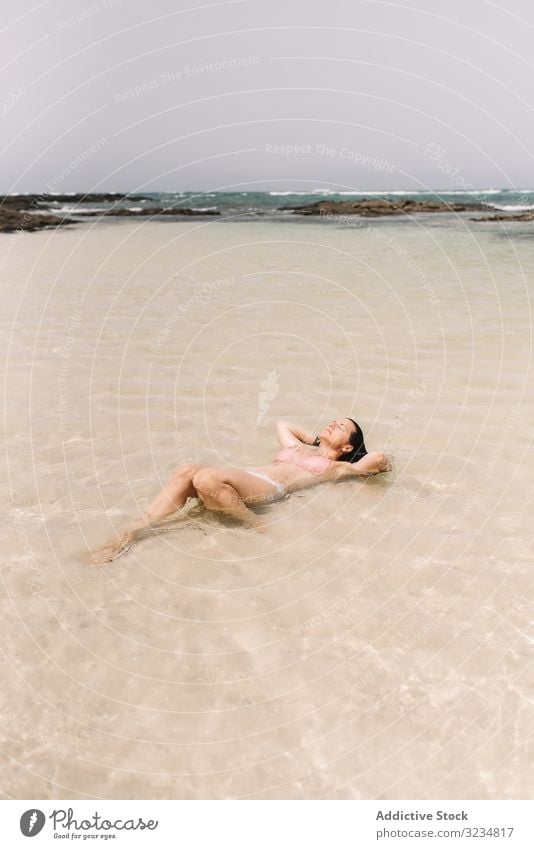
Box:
191 468 274 533
137 462 205 527
88 463 205 564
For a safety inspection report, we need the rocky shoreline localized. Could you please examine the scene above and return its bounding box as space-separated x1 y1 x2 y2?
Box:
77 206 221 219
469 209 534 222
285 198 485 217
285 198 534 224
2 194 532 233
0 193 220 233
4 193 152 206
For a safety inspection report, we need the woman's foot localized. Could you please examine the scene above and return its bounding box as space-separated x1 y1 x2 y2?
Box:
88 530 135 565
251 519 269 534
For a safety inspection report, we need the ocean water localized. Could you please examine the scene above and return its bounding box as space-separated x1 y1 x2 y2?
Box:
43 188 534 217
1 209 533 799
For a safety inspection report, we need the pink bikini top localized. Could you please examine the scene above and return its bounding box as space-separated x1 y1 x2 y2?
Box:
275 445 332 476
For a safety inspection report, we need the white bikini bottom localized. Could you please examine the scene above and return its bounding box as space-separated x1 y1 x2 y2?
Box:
245 470 286 501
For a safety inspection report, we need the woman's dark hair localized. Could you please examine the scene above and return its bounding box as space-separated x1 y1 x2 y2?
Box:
338 417 368 464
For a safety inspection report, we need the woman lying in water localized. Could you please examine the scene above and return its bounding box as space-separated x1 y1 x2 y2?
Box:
89 417 391 564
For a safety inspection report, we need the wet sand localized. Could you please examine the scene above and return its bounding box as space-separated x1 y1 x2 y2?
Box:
1 214 533 799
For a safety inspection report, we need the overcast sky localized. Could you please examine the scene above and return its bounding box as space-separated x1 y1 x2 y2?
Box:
2 0 533 193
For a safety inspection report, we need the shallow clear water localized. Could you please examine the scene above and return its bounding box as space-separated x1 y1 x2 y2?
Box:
1 213 533 798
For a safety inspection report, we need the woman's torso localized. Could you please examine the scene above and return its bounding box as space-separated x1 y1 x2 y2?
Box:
251 445 334 493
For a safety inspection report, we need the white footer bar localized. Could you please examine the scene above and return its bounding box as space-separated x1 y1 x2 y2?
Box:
2 799 532 848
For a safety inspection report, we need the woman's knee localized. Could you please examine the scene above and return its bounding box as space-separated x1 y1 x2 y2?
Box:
191 467 218 493
173 462 204 480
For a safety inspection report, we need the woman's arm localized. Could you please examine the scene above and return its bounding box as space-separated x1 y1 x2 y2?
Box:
333 451 391 479
276 420 317 448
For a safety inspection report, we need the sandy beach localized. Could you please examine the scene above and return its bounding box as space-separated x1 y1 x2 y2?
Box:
1 212 533 799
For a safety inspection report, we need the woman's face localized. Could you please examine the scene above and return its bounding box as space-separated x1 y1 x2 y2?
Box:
319 418 355 456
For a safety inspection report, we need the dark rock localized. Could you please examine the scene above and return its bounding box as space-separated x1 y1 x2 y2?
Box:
284 198 485 217
77 207 220 218
470 210 534 222
0 207 76 233
0 194 220 231
42 193 152 204
1 192 151 207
